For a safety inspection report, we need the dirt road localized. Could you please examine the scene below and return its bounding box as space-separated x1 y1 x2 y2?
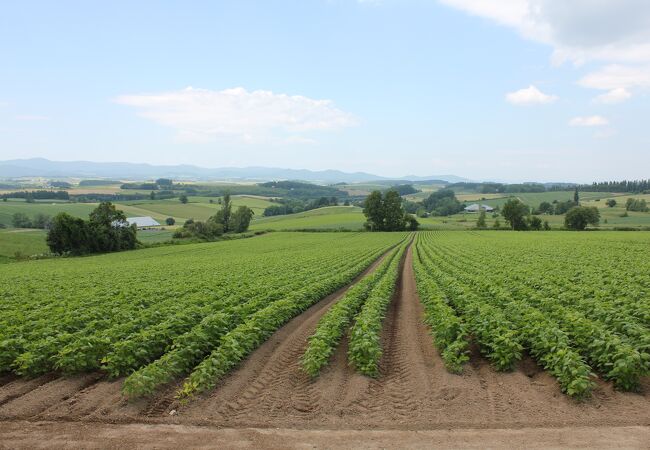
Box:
1 242 649 448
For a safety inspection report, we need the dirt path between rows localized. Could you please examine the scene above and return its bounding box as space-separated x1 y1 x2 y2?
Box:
1 240 649 448
2 421 649 449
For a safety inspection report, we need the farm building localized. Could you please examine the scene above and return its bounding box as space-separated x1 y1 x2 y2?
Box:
464 203 494 213
126 216 161 229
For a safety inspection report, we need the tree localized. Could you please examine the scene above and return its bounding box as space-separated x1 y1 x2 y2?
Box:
501 198 529 230
47 213 90 255
212 192 233 232
574 187 580 205
88 202 137 252
177 220 223 239
229 206 254 233
12 212 32 228
565 206 600 230
606 199 617 208
382 190 406 231
362 189 412 232
150 191 156 200
493 218 501 228
422 189 463 216
363 191 384 231
476 210 487 228
405 215 420 231
165 217 176 226
529 216 543 231
625 198 649 212
179 194 188 204
543 220 551 230
537 201 554 214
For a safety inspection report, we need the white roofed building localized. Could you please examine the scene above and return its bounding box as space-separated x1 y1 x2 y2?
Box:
126 216 161 229
464 203 494 213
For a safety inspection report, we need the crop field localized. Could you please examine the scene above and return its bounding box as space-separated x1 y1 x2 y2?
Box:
414 231 650 396
0 232 405 398
0 230 648 438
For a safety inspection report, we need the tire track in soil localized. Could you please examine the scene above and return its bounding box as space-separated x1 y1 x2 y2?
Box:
0 374 102 420
346 243 434 424
176 247 397 426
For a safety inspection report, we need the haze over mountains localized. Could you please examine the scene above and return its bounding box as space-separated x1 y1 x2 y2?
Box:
0 158 471 184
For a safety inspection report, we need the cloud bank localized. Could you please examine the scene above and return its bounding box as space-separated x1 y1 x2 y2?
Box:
115 87 357 143
440 0 650 99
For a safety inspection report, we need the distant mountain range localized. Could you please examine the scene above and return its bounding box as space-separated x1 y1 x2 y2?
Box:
0 158 472 184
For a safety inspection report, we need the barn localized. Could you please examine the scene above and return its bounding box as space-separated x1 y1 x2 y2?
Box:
464 203 494 213
126 216 161 229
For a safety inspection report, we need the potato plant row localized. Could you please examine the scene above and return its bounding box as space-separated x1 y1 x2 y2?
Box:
176 236 410 398
301 245 401 377
347 241 409 376
415 231 650 397
0 233 407 400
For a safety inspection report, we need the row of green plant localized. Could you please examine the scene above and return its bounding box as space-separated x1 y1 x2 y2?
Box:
415 231 650 396
0 233 406 392
347 241 409 376
175 239 407 399
301 246 401 377
428 237 650 386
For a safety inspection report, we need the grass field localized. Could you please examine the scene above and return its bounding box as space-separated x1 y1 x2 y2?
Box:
0 200 97 227
0 229 48 263
0 195 275 227
249 206 366 230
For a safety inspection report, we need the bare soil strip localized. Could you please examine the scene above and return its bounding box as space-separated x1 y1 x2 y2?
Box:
0 241 649 448
2 421 649 450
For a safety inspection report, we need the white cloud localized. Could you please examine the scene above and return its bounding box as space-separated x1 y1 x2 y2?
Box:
593 87 632 104
569 115 609 127
505 85 557 105
115 87 357 143
439 0 650 65
440 1 650 102
579 65 650 90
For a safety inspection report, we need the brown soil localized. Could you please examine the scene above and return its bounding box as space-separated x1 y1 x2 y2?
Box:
1 242 649 448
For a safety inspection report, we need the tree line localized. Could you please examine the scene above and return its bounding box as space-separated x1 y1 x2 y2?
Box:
46 202 138 255
579 179 650 193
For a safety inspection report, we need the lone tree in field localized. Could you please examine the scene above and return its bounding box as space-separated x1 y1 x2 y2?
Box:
606 199 617 208
362 189 418 231
501 198 529 230
213 192 233 232
574 187 580 205
565 206 600 230
179 194 188 204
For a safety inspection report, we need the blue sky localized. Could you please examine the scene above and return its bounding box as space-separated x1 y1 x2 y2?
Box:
1 0 649 182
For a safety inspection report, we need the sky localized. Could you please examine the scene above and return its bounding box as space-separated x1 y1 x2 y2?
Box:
1 0 649 182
